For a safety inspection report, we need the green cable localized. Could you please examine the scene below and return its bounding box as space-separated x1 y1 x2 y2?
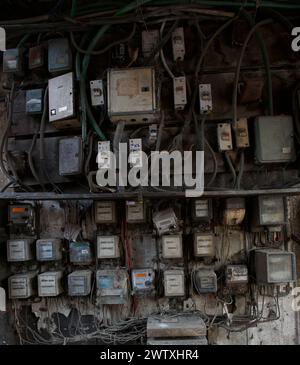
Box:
71 0 77 17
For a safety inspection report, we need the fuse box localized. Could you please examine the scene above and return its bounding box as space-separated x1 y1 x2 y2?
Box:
59 137 83 176
173 76 187 110
162 235 183 259
3 48 22 73
254 115 295 163
97 236 120 259
8 273 36 299
69 241 93 265
235 118 249 148
7 239 33 262
96 269 128 305
153 208 179 236
94 201 116 224
90 80 104 107
199 84 212 114
26 89 43 114
8 203 36 234
48 38 72 73
126 201 145 223
97 141 112 170
36 239 62 261
217 123 233 151
193 268 217 294
223 198 246 226
68 270 92 296
192 199 213 221
107 67 158 124
164 269 185 297
172 27 185 61
28 45 44 70
252 195 285 228
194 233 215 258
142 30 159 57
129 139 143 168
132 269 155 293
38 271 63 297
253 249 296 284
48 72 80 128
225 265 248 286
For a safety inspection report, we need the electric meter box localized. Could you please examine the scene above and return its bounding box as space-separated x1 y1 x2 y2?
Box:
9 203 35 228
29 45 44 70
7 239 33 262
126 201 145 223
38 271 63 297
225 265 248 286
162 235 183 259
223 198 246 226
194 269 217 293
9 273 36 299
59 137 83 176
132 269 155 293
142 30 159 57
48 38 72 73
153 208 179 236
107 67 158 124
36 239 62 261
192 199 213 221
96 269 128 305
252 195 285 227
69 241 93 265
253 249 296 284
97 235 120 259
48 72 80 128
68 270 92 296
26 89 43 114
254 115 295 163
3 48 22 73
164 269 185 297
94 201 116 224
194 233 215 258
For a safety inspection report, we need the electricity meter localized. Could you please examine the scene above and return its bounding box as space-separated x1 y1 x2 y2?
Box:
194 233 215 258
162 235 183 259
132 269 155 293
38 271 63 297
225 265 248 286
94 201 116 224
29 45 44 70
126 201 145 223
96 269 128 305
97 236 120 259
252 195 285 229
68 270 92 296
26 89 43 114
3 48 22 73
142 30 159 57
223 198 246 226
59 137 83 176
36 239 62 261
9 273 36 299
164 269 185 297
192 199 213 221
7 239 33 262
48 38 72 73
193 268 217 294
153 208 179 236
8 203 36 235
69 241 93 265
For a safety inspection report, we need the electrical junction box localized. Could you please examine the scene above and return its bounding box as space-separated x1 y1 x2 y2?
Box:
90 80 104 106
199 84 212 114
7 239 33 262
142 30 159 57
254 115 295 163
3 48 22 73
194 233 215 258
29 45 44 70
252 195 285 227
38 271 63 297
8 273 37 299
217 123 233 151
107 67 158 124
225 265 248 286
153 208 179 236
235 118 249 148
193 268 217 294
59 137 83 176
162 235 183 259
192 199 213 221
94 201 116 224
132 269 155 293
26 89 43 114
97 235 120 259
253 249 296 284
68 270 92 296
69 241 93 265
129 138 143 168
97 141 112 170
223 198 246 226
96 269 128 305
36 239 62 261
48 38 72 73
126 201 145 223
48 72 80 128
164 269 185 297
172 27 185 61
173 76 187 110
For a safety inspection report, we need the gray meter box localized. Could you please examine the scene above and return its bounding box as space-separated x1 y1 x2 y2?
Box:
69 241 93 264
36 239 62 261
252 195 285 227
48 38 72 73
59 137 83 176
96 269 128 304
254 115 295 163
68 270 92 296
26 89 43 114
3 48 22 73
9 272 37 299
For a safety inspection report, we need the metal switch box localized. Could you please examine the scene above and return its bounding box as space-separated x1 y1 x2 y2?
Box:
59 137 83 176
